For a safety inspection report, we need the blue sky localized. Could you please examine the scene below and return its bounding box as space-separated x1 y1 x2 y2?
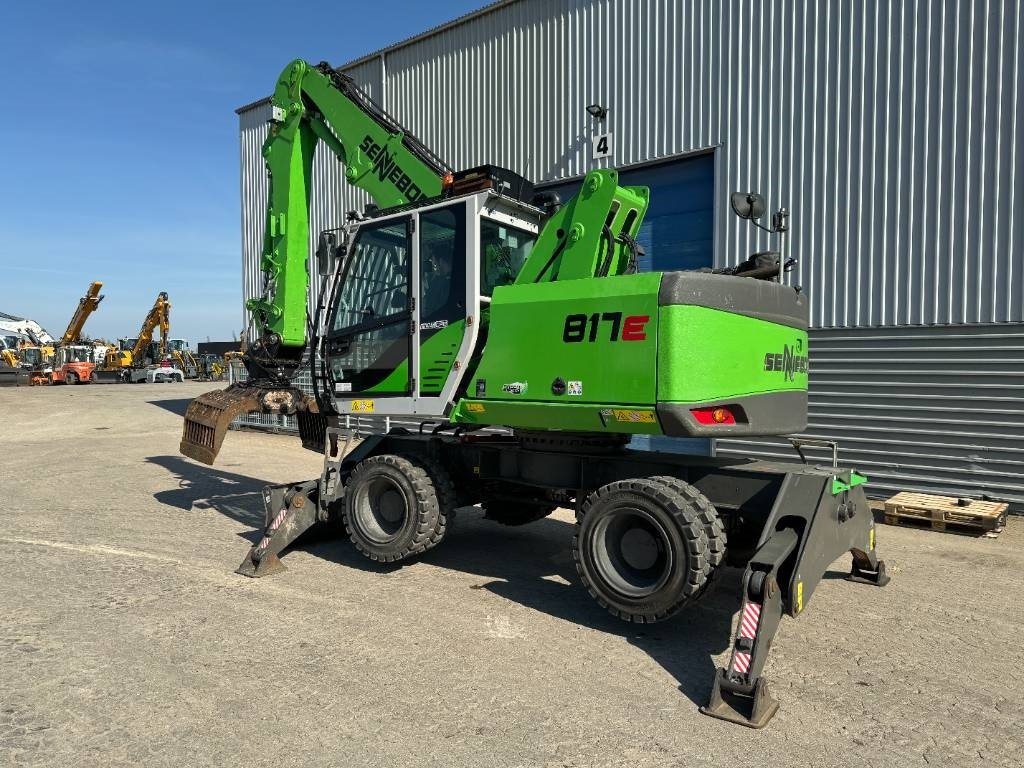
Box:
0 0 483 345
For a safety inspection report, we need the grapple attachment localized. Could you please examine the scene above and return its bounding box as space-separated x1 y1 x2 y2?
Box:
179 383 313 465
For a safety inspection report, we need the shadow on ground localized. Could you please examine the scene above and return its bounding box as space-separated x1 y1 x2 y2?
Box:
148 398 196 417
147 454 269 529
146 453 735 707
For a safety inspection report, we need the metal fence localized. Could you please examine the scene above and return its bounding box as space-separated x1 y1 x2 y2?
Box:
227 361 429 436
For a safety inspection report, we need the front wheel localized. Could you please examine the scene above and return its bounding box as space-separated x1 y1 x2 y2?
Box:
343 454 454 563
65 372 77 385
573 478 710 623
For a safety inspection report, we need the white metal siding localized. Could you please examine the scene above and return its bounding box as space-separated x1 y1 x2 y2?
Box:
717 324 1024 509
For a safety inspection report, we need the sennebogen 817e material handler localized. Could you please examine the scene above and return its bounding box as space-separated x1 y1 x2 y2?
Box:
180 60 889 727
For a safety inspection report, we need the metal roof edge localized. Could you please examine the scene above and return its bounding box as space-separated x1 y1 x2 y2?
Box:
338 0 519 70
235 0 521 115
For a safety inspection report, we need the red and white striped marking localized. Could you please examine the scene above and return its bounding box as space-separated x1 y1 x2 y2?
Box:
738 602 761 639
730 602 761 676
255 507 289 553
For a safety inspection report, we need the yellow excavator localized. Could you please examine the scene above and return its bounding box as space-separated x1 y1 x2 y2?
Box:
103 291 170 380
169 339 199 379
51 281 104 384
1 345 18 368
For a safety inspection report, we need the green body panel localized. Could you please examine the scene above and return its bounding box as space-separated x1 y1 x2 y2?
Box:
470 272 662 405
515 169 649 284
248 60 445 350
364 320 468 395
451 399 663 434
450 273 808 435
656 305 808 403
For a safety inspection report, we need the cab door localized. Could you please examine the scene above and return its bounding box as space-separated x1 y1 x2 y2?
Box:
326 216 414 396
417 203 468 396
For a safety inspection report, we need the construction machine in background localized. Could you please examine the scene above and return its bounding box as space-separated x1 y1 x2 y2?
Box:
0 312 55 381
0 338 19 368
50 281 104 384
0 337 29 387
103 291 168 375
168 338 199 378
0 311 55 346
98 291 180 383
179 59 889 727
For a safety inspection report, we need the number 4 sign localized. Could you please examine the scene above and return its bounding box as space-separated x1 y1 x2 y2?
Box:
592 132 613 159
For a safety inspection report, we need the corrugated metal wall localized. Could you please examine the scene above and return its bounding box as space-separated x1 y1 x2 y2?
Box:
240 0 1024 330
237 0 1024 504
718 324 1024 508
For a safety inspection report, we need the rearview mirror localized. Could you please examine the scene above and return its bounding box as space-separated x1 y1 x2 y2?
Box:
316 231 340 277
730 192 766 221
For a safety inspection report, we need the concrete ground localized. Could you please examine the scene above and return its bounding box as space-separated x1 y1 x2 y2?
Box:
2 382 1021 767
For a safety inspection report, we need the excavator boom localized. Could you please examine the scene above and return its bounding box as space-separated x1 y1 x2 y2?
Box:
181 59 453 462
60 282 104 345
246 60 449 377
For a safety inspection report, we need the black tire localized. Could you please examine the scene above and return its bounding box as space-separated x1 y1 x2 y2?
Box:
648 475 727 584
573 478 710 623
174 374 183 383
89 371 98 383
66 372 77 385
482 500 556 526
343 454 454 562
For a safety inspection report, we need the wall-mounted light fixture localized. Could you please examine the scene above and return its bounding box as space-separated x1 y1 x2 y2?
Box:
586 103 608 121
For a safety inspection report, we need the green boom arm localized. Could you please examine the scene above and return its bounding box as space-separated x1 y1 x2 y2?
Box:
245 59 449 367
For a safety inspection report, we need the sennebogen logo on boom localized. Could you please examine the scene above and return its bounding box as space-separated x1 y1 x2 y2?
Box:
358 135 427 202
763 339 808 381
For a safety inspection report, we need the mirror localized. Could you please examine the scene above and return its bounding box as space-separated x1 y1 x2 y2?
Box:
730 192 766 221
316 231 339 277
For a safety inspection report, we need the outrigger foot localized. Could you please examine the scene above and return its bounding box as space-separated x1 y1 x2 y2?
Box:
848 557 890 587
235 479 320 578
701 669 779 729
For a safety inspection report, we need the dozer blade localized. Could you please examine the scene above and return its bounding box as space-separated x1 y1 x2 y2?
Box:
179 383 312 465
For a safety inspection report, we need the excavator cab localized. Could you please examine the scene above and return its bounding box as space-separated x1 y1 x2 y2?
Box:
320 192 541 417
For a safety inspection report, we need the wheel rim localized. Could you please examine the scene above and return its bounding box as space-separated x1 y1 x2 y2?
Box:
353 476 409 543
591 507 675 599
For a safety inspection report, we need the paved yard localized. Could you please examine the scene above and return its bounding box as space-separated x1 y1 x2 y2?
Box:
1 382 1021 767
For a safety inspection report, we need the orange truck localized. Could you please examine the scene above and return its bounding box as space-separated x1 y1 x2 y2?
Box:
50 344 97 384
51 281 104 384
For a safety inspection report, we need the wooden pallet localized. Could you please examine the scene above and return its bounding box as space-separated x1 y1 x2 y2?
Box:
883 492 1008 537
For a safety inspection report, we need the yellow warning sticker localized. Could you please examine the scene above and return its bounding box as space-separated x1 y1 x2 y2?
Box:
351 399 375 413
796 580 804 613
612 409 657 424
465 402 486 413
869 527 876 550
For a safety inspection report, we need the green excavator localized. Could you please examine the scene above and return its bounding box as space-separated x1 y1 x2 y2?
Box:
181 59 889 727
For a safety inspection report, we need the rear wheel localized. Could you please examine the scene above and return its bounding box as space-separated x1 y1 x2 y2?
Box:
649 475 727 590
89 371 98 383
574 478 710 623
343 454 454 563
65 372 77 385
